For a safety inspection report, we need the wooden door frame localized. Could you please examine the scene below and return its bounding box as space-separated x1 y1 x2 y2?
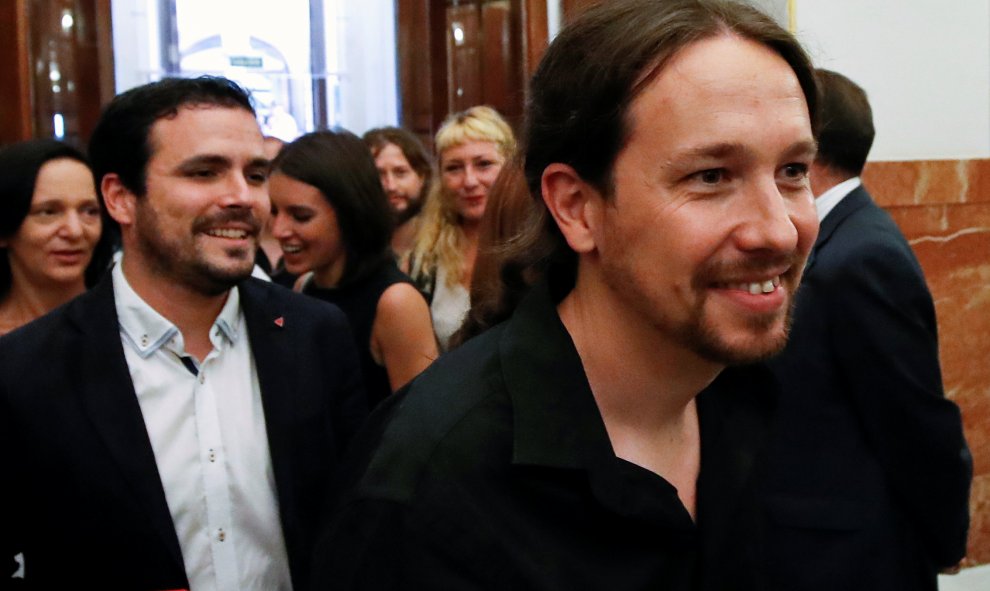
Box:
0 0 114 145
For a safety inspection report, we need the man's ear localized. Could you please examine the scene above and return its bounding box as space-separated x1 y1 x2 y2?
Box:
541 163 601 254
101 173 137 227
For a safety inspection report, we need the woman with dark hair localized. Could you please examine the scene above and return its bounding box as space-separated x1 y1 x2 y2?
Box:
269 130 438 407
0 139 106 336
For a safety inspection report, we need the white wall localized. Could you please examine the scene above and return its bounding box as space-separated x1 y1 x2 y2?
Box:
747 0 789 27
547 0 561 41
794 0 990 161
110 0 159 92
336 0 398 134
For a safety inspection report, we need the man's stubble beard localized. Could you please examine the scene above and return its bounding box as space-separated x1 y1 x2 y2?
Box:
133 203 258 297
676 289 797 366
394 194 424 225
601 253 801 367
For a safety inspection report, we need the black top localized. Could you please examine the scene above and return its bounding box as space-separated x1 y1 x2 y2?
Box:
312 281 777 590
255 249 297 288
303 259 420 410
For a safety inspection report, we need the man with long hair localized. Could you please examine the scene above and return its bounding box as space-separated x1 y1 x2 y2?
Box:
315 1 821 587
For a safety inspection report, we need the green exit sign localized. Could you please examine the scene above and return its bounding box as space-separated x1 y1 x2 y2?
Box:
229 56 263 68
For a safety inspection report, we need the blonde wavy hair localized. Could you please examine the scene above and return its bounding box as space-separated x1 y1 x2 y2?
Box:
408 106 516 289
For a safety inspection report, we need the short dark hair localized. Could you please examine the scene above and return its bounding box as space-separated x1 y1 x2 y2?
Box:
88 76 256 199
0 139 112 297
814 69 874 176
521 0 819 288
362 126 434 199
272 130 394 286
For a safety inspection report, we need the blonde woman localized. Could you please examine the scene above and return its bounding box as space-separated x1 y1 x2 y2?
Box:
407 106 515 351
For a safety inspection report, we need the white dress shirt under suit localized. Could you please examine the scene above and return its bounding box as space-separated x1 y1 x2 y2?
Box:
113 262 292 591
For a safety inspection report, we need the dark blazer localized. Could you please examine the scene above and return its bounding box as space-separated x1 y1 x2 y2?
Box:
1 276 366 590
759 185 972 591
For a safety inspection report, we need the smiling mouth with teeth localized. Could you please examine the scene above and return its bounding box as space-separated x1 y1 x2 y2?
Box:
724 276 781 295
206 228 250 239
281 244 303 254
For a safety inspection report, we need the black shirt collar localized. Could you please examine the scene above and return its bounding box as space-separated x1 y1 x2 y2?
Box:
497 280 776 523
498 281 616 470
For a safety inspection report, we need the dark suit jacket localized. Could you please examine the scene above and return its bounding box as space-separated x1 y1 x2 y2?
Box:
759 185 972 591
1 276 367 590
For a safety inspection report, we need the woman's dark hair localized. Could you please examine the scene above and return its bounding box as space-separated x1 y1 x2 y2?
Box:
271 130 394 286
0 139 113 298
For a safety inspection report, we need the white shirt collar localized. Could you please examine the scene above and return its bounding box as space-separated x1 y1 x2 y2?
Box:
815 176 862 222
112 258 241 359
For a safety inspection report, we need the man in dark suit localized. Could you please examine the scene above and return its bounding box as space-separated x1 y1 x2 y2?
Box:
313 2 822 589
1 77 366 590
759 69 972 590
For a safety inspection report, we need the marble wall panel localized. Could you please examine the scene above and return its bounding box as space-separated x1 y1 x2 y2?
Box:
864 159 990 207
969 475 990 566
864 158 990 565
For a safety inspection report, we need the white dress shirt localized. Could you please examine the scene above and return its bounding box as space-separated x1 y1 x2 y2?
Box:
112 262 292 591
815 176 862 222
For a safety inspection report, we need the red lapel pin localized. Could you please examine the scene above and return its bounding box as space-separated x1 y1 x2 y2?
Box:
274 316 285 328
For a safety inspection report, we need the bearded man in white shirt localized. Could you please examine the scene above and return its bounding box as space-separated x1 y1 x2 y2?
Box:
1 76 366 590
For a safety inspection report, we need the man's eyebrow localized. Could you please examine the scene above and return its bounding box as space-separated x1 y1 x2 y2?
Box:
247 157 271 170
176 154 232 170
670 138 818 163
175 154 271 171
783 138 818 159
671 142 749 162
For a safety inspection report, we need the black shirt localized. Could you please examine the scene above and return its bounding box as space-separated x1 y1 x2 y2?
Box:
312 281 776 590
303 260 419 410
254 248 297 288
